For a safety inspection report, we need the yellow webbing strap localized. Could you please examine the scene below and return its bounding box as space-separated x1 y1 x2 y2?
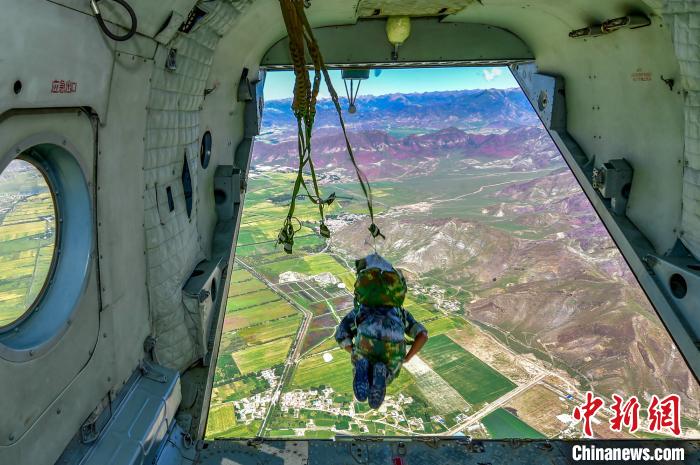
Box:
276 0 383 254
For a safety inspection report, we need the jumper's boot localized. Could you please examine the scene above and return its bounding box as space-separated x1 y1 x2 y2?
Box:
368 362 387 409
353 358 370 402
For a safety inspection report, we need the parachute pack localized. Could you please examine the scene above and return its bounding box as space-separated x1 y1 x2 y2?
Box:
354 254 407 309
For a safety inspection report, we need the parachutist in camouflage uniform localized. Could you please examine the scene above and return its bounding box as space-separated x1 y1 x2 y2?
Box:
335 254 429 409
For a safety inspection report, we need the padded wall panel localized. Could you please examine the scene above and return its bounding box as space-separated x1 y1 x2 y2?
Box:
664 1 700 257
143 0 252 371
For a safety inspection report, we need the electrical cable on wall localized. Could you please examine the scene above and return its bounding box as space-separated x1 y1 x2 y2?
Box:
90 0 138 41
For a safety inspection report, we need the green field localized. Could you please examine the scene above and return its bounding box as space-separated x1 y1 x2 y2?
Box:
224 300 297 330
420 335 516 408
482 408 545 439
258 253 351 281
402 300 437 322
306 336 338 356
213 420 263 439
230 268 255 283
213 374 270 402
289 350 354 393
423 316 465 336
0 161 56 327
237 314 301 345
207 405 237 435
232 336 293 374
227 288 281 311
230 278 268 296
214 352 240 380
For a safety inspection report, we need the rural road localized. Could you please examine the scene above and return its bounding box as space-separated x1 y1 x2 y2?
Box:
446 373 546 435
234 258 314 436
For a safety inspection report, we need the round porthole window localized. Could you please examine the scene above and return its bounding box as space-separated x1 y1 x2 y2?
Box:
200 131 212 169
0 137 92 358
0 158 57 329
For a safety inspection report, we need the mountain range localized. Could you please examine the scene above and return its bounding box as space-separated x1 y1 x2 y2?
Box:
329 169 700 412
261 88 539 132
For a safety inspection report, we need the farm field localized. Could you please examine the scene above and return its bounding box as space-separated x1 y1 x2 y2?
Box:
227 288 280 310
207 405 237 436
237 314 301 345
503 384 579 438
232 337 293 375
289 350 353 393
0 161 56 327
224 300 297 330
482 408 546 439
419 335 517 409
402 355 470 415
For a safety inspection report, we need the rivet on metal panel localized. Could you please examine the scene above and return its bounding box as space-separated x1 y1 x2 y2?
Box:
537 441 553 451
397 442 406 455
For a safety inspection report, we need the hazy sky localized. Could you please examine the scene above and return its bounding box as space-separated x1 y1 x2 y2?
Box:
263 66 519 101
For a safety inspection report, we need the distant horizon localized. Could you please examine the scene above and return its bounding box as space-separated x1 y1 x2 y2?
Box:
264 86 522 103
263 67 520 101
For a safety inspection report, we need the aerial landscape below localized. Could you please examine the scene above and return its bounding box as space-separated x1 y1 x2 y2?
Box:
205 73 700 440
0 159 56 327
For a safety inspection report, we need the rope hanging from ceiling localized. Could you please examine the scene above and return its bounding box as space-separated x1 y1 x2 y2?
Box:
276 0 383 254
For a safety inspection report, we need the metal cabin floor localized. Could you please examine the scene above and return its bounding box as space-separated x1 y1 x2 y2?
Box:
161 438 700 465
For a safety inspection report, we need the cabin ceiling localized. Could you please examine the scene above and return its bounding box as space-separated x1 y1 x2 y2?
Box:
47 0 664 40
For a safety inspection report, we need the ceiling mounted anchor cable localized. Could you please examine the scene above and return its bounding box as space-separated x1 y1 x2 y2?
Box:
342 69 370 114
